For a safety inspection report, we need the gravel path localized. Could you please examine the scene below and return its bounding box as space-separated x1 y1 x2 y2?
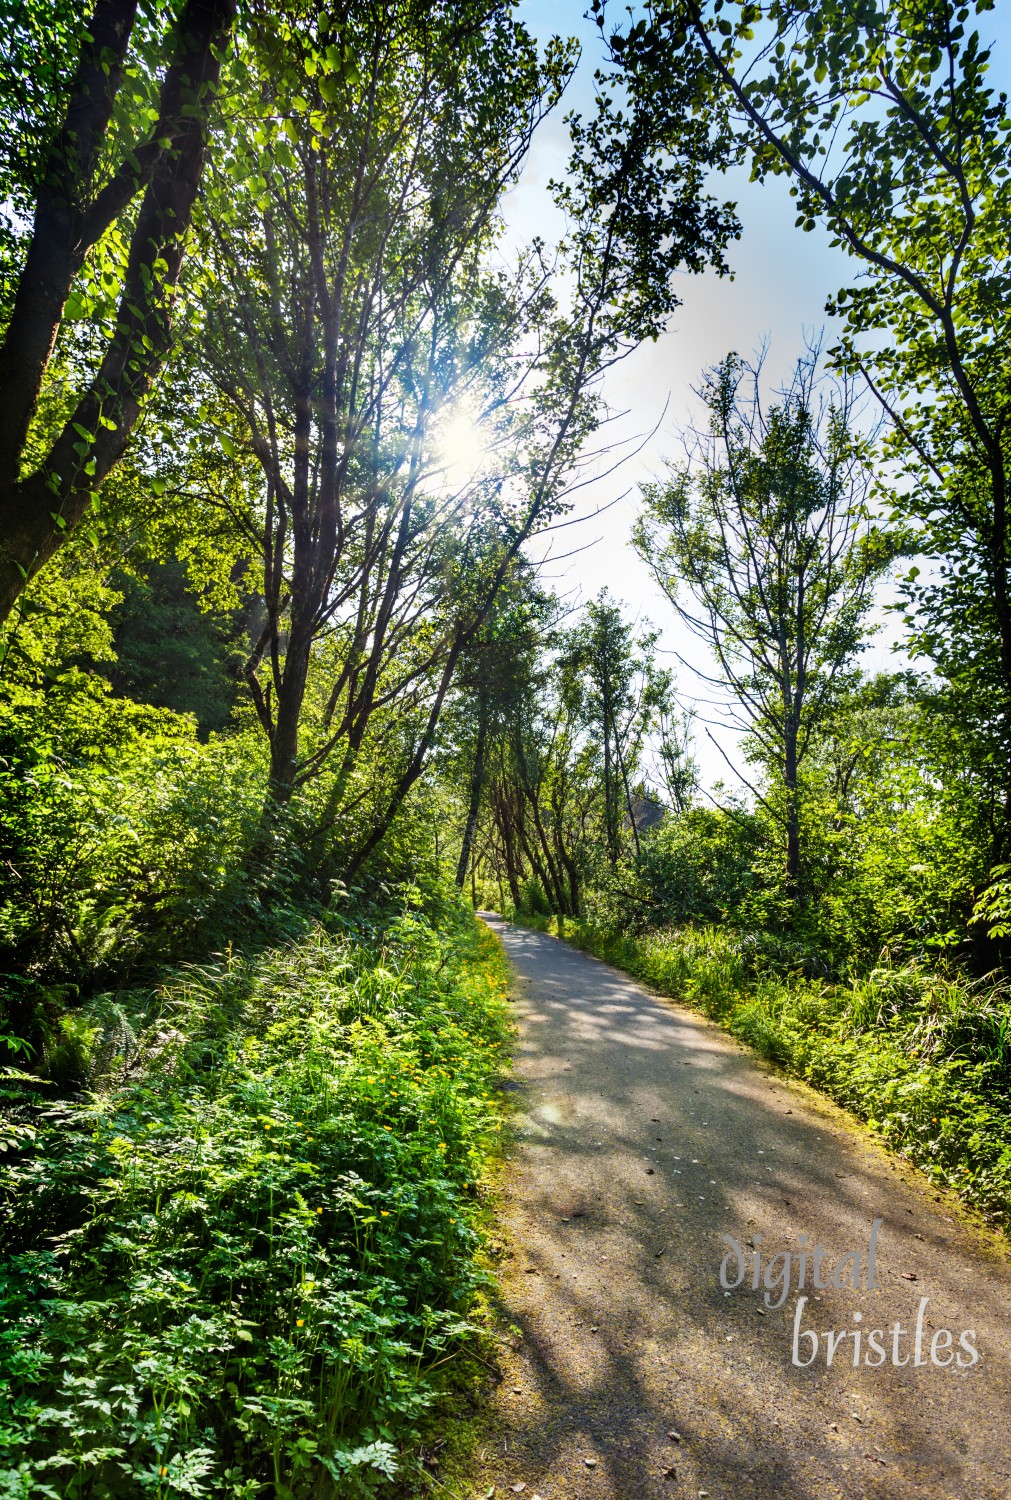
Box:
466 916 1011 1500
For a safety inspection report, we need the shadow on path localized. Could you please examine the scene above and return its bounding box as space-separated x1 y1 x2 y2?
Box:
463 917 1011 1500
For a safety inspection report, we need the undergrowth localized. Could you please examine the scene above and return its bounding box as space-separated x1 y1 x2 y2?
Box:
0 903 510 1499
528 916 1011 1233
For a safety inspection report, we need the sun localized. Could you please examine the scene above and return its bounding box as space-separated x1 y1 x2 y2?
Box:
434 399 490 491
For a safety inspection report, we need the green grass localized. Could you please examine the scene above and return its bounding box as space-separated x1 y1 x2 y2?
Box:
0 904 511 1498
531 916 1011 1235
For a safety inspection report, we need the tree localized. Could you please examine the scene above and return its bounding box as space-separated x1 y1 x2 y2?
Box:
654 701 699 814
190 0 739 874
442 578 552 891
467 594 672 913
106 560 242 736
0 0 236 619
597 0 1011 851
192 0 567 848
634 351 892 897
561 590 669 864
487 677 596 918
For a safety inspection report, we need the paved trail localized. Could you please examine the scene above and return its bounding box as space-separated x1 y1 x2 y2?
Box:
467 917 1011 1500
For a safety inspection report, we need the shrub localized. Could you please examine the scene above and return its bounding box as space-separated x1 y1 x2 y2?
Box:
584 807 769 935
0 904 510 1497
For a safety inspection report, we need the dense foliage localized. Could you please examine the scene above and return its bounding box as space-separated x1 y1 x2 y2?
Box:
1 901 509 1497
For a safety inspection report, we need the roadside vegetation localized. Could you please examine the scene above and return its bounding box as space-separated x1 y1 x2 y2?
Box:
2 901 510 1497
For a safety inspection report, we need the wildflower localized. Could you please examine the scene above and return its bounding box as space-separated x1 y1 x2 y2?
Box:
380 1210 390 1217
296 1319 304 1327
317 1207 323 1214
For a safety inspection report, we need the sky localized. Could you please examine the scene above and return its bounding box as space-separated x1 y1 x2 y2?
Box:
494 0 910 795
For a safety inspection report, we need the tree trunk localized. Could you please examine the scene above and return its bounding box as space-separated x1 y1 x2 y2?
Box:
0 0 139 490
784 719 801 901
497 791 523 908
455 699 489 888
0 0 236 621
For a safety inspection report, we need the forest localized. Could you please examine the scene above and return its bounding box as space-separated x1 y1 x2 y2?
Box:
0 0 1009 1494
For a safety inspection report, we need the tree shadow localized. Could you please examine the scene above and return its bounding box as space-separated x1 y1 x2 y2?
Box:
469 918 1011 1500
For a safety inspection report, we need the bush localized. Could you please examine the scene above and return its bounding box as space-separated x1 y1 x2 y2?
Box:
584 807 769 935
0 903 510 1497
516 877 551 919
0 713 270 995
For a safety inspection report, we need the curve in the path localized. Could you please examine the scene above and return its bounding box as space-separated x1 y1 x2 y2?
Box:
466 916 1011 1500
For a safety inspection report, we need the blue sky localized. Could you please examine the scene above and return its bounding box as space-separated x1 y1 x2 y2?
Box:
498 0 896 792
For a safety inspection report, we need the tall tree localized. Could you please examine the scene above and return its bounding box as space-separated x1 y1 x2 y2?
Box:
0 0 236 619
634 352 891 896
191 0 739 873
195 0 567 838
470 594 671 913
597 0 1011 851
443 579 551 890
561 591 668 864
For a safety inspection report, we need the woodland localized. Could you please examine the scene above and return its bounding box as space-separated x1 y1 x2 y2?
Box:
0 0 1010 1493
